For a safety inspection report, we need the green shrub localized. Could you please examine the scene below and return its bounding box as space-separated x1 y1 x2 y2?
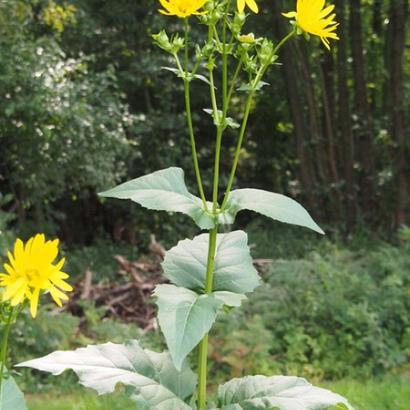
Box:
224 241 410 379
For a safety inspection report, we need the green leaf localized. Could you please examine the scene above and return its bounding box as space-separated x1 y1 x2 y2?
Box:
192 73 212 86
162 230 261 294
154 284 224 370
0 370 27 410
224 189 324 234
18 341 195 410
99 167 214 229
218 375 353 410
161 66 184 78
237 81 270 92
203 109 240 129
213 291 247 307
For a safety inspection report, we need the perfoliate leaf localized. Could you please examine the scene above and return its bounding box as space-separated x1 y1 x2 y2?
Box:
224 189 324 234
225 117 241 129
99 167 214 229
218 375 353 410
162 230 261 294
161 67 212 86
192 74 212 85
161 66 184 78
18 341 195 410
213 291 247 307
0 369 27 410
237 81 270 92
203 109 239 129
154 284 224 371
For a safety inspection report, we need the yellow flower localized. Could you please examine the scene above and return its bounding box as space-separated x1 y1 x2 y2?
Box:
239 33 256 43
0 234 72 318
158 0 208 18
237 0 259 14
283 0 339 50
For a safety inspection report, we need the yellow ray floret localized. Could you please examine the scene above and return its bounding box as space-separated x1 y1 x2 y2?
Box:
158 0 208 18
237 0 259 14
0 234 72 318
283 0 339 50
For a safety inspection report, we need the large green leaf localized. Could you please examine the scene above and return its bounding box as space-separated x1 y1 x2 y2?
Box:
18 341 195 409
218 375 353 410
99 167 214 229
162 231 261 294
154 284 228 370
224 189 324 234
0 369 27 410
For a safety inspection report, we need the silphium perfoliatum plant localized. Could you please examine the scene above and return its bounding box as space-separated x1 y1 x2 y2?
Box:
18 1 353 409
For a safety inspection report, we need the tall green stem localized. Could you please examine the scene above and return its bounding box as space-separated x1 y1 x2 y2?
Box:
197 3 232 406
227 58 243 106
0 307 14 398
220 72 261 211
221 29 296 210
182 19 208 210
197 226 218 409
221 1 230 115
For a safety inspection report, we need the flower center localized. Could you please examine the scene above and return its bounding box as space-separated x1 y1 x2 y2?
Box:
24 268 41 282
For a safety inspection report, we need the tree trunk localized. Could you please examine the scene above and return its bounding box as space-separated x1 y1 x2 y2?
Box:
296 42 328 189
270 0 317 212
318 55 343 220
370 0 384 115
388 0 409 226
337 0 357 229
349 0 375 219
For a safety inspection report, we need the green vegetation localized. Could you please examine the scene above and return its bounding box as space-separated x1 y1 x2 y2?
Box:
26 376 410 410
28 391 134 410
6 223 409 399
0 0 409 407
323 376 410 410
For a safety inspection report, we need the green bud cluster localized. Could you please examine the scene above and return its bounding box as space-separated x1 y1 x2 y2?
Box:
152 30 184 54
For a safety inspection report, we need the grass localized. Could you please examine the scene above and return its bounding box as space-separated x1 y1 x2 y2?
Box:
27 375 410 410
322 375 410 410
27 391 135 410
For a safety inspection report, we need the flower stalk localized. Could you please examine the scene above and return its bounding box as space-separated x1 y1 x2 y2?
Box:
182 19 208 209
0 307 14 397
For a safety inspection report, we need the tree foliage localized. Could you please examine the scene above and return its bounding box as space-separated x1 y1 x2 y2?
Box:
0 0 408 239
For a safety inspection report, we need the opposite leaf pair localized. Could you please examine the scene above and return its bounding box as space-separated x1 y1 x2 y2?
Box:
19 342 353 410
156 230 260 369
99 167 324 234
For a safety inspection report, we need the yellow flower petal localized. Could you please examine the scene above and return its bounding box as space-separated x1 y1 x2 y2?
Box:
4 263 14 275
282 11 297 18
30 288 40 318
14 239 25 261
11 286 26 306
55 257 66 271
0 234 72 316
50 276 73 292
158 0 208 18
3 277 26 301
237 0 259 14
246 0 259 13
283 0 339 50
49 287 69 307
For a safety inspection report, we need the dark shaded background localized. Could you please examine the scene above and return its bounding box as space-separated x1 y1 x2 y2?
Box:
0 0 408 244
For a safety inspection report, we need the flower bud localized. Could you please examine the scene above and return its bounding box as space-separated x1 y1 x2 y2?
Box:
258 38 275 66
231 11 246 37
152 30 173 53
239 33 256 44
171 35 185 53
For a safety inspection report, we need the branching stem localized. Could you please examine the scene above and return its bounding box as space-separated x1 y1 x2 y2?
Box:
181 19 208 210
